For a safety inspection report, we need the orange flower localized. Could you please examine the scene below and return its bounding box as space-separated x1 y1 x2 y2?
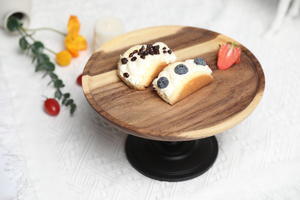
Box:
67 15 80 34
56 50 72 66
65 15 87 57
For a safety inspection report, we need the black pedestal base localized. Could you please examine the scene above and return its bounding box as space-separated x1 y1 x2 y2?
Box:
125 135 218 182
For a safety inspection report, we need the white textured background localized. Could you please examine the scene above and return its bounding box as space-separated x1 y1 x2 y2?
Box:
1 0 300 199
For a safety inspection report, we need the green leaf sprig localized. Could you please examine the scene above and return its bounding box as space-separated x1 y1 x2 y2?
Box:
7 16 76 114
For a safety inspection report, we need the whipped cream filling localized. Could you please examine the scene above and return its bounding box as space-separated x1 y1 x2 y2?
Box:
152 59 212 99
118 42 176 86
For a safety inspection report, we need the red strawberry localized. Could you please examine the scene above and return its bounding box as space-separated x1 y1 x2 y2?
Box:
217 42 241 70
235 56 241 64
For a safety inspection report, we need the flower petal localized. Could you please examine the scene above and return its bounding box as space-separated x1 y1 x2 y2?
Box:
67 48 79 58
74 35 87 50
67 15 80 34
65 34 79 57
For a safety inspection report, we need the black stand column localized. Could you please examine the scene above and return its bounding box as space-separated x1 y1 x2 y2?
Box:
125 135 218 182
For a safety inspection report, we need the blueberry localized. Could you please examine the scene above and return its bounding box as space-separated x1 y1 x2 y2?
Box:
174 64 188 75
157 77 169 89
194 57 206 66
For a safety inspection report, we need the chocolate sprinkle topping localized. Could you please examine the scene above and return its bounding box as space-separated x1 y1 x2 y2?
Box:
122 44 172 64
121 58 128 64
123 72 130 78
139 46 145 52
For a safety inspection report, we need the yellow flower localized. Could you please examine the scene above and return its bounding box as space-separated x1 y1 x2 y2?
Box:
56 50 72 66
65 15 87 58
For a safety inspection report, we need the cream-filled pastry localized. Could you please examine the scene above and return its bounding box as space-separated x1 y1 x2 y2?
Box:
152 58 213 105
117 42 176 90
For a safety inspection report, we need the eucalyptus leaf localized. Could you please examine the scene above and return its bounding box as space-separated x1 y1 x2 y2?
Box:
55 89 62 99
43 61 55 72
19 37 29 50
62 96 68 105
31 41 44 54
42 71 48 78
65 99 74 106
35 62 44 72
37 54 50 64
6 17 20 32
26 46 31 56
47 80 53 86
70 104 76 114
49 73 58 80
63 93 70 99
32 54 37 63
62 93 70 105
35 61 55 72
54 79 63 88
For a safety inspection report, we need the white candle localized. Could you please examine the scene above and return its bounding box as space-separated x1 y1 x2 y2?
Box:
93 16 125 52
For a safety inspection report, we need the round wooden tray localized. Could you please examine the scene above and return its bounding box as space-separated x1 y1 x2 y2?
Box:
82 26 265 141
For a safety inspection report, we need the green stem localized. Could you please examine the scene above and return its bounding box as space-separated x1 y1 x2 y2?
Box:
20 27 57 55
23 27 67 36
17 28 25 37
44 47 57 55
19 27 34 40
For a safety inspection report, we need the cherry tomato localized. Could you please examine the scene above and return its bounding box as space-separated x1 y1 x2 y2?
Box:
77 74 82 86
44 98 60 116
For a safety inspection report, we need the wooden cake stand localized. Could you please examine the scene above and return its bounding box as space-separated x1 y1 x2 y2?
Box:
82 26 265 181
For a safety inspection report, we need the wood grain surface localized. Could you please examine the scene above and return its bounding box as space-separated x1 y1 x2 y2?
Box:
82 26 265 141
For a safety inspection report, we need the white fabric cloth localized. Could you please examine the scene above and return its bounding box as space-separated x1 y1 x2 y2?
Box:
0 195 18 200
1 0 300 199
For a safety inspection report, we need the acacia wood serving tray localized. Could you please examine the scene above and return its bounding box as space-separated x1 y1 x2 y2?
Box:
82 26 265 141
